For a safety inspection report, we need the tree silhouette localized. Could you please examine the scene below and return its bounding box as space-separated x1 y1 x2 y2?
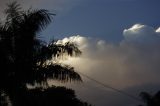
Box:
0 2 91 106
11 86 91 106
138 91 160 106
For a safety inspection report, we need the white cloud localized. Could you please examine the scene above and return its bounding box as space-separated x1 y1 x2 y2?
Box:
123 24 160 45
60 24 160 88
56 35 89 49
156 27 160 33
57 24 160 106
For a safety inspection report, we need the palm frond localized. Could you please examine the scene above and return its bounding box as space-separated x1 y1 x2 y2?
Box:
63 42 82 56
4 1 22 25
5 1 21 17
22 9 55 33
32 63 82 84
48 41 82 59
34 41 81 66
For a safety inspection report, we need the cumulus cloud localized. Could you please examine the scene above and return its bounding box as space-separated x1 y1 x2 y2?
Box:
123 24 160 45
61 24 160 88
57 24 160 106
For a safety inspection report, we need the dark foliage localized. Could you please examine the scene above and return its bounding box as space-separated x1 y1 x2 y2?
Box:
138 91 160 106
11 86 91 106
0 1 91 106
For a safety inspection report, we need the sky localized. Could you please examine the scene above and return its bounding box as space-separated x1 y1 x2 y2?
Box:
1 0 160 106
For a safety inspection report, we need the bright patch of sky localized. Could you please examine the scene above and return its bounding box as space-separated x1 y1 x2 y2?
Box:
58 24 160 106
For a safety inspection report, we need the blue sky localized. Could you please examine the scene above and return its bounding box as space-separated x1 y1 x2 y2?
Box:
41 0 160 42
0 0 160 42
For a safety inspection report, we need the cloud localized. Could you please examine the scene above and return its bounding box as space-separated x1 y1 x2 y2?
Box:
57 24 160 106
123 24 160 45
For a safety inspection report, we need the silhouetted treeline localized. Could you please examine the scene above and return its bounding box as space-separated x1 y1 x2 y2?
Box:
138 91 160 106
0 1 92 106
9 86 91 106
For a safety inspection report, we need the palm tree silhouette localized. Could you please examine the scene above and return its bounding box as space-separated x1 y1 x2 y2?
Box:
139 91 160 106
0 2 89 106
